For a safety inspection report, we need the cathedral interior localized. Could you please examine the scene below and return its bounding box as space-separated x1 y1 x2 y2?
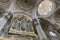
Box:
0 0 60 40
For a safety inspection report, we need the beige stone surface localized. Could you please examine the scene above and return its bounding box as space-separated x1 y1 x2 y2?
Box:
0 37 33 40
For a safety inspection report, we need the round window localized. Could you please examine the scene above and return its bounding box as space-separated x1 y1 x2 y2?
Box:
38 0 55 17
